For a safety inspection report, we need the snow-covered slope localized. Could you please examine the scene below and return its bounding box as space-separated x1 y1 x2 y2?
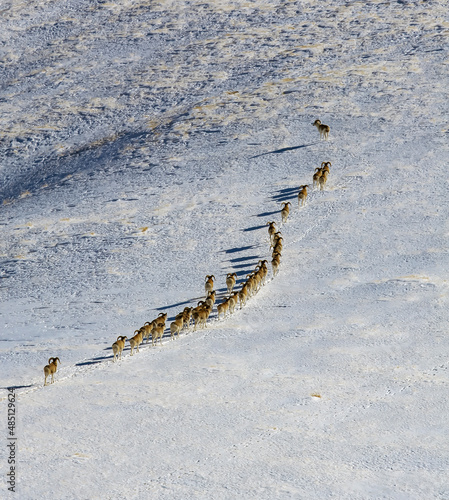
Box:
1 1 448 498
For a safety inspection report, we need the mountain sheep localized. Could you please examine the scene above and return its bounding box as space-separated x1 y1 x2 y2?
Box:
151 324 165 346
217 299 229 320
170 317 184 339
44 357 61 386
226 273 237 295
298 185 309 207
267 221 277 243
205 275 215 294
319 170 329 191
112 336 127 362
280 202 291 223
313 168 323 189
312 119 330 140
129 329 143 355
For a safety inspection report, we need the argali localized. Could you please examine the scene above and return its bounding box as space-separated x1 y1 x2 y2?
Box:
280 202 292 223
44 357 60 386
312 119 330 140
217 299 229 320
298 185 309 207
266 221 277 243
271 252 281 276
313 168 323 189
129 329 144 355
205 290 216 309
170 317 184 339
226 273 237 295
151 324 165 346
319 170 329 191
112 336 127 362
205 275 215 294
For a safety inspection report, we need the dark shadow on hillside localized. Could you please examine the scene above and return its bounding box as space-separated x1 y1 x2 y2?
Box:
0 125 158 203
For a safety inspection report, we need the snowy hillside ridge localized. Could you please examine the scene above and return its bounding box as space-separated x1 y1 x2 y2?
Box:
2 0 448 203
1 0 449 498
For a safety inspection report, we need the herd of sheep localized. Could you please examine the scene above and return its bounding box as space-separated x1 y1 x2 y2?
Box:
43 119 331 386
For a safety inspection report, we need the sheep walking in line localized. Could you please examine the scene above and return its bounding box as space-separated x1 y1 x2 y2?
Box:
298 185 309 207
129 329 144 356
217 299 230 320
112 336 127 362
226 273 237 295
151 324 165 346
170 317 184 340
280 202 292 223
205 290 216 310
181 307 192 329
319 170 329 190
312 119 330 140
155 312 168 329
266 221 277 243
44 357 61 386
313 168 323 189
205 275 215 294
46 116 341 387
271 252 281 276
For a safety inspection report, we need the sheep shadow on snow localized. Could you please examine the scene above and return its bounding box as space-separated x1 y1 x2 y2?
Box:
271 187 300 203
249 142 316 159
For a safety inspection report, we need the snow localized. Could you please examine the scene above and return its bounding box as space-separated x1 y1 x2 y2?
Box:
1 0 449 498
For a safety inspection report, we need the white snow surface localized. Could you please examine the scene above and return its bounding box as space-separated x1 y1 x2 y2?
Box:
1 0 449 498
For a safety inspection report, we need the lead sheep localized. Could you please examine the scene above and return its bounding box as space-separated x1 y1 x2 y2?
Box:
312 119 330 140
44 357 61 386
